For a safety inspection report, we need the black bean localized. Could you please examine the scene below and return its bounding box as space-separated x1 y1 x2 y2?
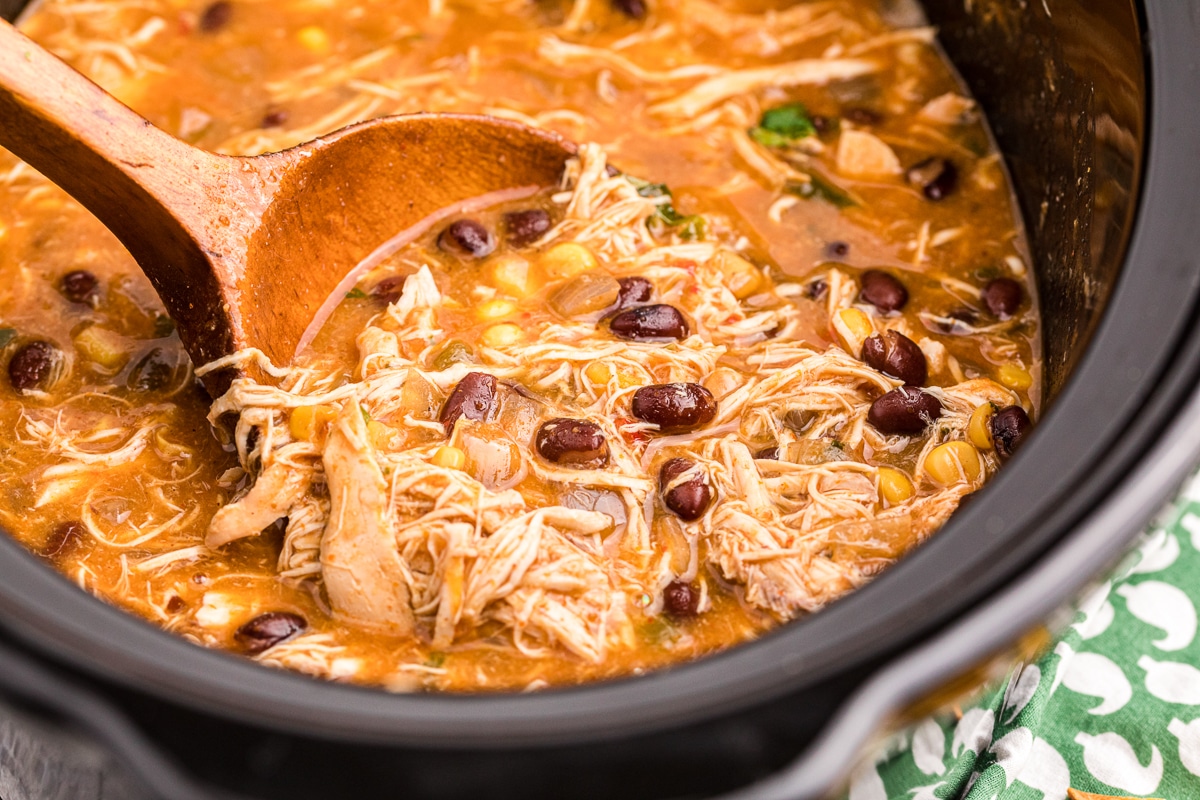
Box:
439 372 497 432
261 108 289 128
610 304 689 341
632 383 717 433
982 278 1023 319
659 458 712 521
867 386 942 435
810 115 833 136
662 580 699 618
615 276 654 309
536 418 610 468
754 446 780 460
859 270 908 314
371 276 407 305
60 270 99 305
166 595 187 614
861 330 927 386
907 157 958 201
611 0 647 19
8 341 62 393
198 1 233 32
438 219 495 258
805 278 829 301
843 107 882 125
40 520 83 562
824 241 849 260
234 612 307 654
127 348 174 393
782 408 816 433
503 209 552 247
989 405 1032 459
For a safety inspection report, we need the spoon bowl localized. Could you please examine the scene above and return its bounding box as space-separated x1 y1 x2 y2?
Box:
0 20 573 395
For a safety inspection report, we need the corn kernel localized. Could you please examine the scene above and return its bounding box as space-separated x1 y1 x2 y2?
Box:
477 299 516 320
967 403 995 449
289 404 337 440
538 243 599 280
481 323 524 348
367 420 395 450
997 363 1032 391
833 307 874 354
877 467 915 506
923 441 984 486
73 326 129 370
490 255 540 297
584 360 639 390
715 251 765 300
432 445 466 470
297 25 330 54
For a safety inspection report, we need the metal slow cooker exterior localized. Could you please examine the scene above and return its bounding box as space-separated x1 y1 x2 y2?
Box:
0 1 1197 798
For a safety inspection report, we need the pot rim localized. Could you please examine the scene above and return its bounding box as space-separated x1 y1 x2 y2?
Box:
0 0 1196 757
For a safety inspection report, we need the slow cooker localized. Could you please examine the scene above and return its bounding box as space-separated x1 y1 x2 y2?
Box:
0 0 1197 798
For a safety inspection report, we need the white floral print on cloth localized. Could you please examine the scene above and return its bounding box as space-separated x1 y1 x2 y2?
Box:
845 472 1200 800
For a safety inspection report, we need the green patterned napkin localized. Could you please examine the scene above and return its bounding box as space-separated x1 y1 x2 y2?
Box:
845 475 1200 800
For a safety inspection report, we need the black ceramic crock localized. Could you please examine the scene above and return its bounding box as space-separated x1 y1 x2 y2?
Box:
0 1 1197 798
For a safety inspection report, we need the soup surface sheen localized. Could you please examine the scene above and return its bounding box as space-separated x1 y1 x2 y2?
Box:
2 0 1039 691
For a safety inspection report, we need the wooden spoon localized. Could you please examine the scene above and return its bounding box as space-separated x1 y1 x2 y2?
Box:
0 21 573 395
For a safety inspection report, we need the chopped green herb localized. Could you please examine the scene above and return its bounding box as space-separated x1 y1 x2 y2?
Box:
426 651 447 668
626 175 671 198
361 407 372 424
433 340 475 371
785 174 856 209
679 215 707 241
345 287 369 299
750 102 816 147
0 328 16 349
830 440 844 450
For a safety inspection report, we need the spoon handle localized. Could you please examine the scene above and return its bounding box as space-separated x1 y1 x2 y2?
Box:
0 21 231 228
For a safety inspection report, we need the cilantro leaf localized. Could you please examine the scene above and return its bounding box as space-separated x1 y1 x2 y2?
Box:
0 328 16 349
345 287 368 299
785 174 855 209
755 102 816 142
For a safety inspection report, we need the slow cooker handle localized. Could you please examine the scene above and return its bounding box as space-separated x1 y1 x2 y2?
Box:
0 634 241 800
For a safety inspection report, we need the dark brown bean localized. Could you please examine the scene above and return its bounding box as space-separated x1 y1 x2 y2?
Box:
810 115 834 135
261 108 289 128
611 0 647 19
503 209 552 247
234 612 307 654
843 107 882 125
782 408 816 433
659 458 712 521
824 241 849 259
536 418 610 468
861 330 927 386
166 595 187 614
610 304 688 341
439 372 497 432
438 219 495 258
615 276 654 309
632 383 717 433
60 270 99 305
867 387 942 435
40 520 83 562
198 1 233 32
662 580 699 618
127 348 175 393
754 446 780 460
907 157 958 201
805 278 829 301
8 341 62 393
982 278 1024 319
371 276 407 305
989 405 1032 459
859 270 908 314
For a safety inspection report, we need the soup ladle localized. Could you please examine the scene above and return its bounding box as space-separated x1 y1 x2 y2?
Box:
0 20 573 395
